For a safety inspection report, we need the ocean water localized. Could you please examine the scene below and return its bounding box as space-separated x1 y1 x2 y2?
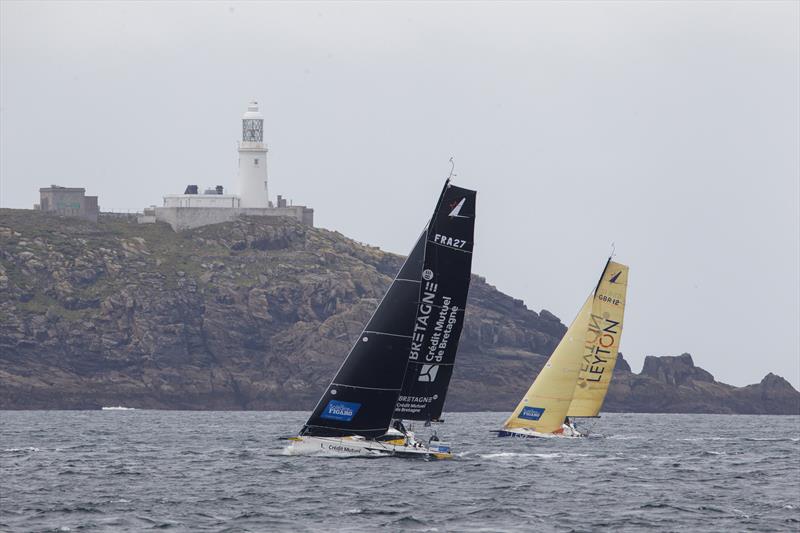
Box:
1 411 798 532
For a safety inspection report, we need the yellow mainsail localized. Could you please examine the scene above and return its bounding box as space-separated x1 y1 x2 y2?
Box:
502 294 593 434
567 260 629 417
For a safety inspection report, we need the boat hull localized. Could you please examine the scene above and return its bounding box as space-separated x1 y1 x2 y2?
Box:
494 427 585 439
285 435 452 459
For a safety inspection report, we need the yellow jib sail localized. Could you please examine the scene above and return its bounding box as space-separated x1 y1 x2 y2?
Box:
502 294 593 434
567 260 629 417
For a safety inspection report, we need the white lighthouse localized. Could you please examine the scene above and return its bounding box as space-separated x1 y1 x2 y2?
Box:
237 101 270 208
142 99 314 231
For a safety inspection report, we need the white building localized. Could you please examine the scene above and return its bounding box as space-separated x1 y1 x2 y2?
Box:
141 101 313 230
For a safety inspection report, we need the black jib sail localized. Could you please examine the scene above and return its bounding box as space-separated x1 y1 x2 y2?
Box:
394 184 476 422
300 180 470 439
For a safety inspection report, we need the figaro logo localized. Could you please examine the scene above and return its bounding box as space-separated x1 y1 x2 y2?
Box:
320 400 361 422
518 406 545 421
609 271 622 284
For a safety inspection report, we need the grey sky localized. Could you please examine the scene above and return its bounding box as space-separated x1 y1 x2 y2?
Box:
2 1 798 388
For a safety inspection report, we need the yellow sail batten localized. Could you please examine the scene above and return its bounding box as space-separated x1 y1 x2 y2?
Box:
567 261 629 417
503 295 593 434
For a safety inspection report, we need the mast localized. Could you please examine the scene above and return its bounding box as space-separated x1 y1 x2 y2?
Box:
394 181 477 422
567 260 629 417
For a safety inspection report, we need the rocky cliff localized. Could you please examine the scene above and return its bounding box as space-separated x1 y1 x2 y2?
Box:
1 209 797 414
606 354 799 414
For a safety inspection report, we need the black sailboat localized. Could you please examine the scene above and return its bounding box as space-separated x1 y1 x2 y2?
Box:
289 179 476 458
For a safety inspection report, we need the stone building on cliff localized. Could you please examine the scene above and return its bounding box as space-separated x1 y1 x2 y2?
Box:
34 185 99 222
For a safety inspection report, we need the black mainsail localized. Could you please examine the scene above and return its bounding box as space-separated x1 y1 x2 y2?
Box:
394 184 476 422
300 180 475 439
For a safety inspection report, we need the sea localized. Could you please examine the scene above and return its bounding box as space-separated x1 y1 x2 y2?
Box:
1 411 798 532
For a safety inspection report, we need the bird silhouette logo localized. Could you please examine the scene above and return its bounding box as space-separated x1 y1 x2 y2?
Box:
448 198 469 218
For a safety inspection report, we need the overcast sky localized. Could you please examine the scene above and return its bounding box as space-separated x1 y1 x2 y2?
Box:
2 1 798 388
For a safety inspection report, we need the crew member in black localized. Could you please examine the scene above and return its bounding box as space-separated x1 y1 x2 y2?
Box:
393 419 408 435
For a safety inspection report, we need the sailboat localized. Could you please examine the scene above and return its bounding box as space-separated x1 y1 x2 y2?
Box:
287 178 476 458
496 258 628 438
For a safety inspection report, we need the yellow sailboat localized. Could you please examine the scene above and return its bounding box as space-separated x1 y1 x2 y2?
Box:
496 259 628 438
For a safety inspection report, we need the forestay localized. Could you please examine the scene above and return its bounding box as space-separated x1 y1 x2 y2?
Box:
502 295 593 434
299 232 425 439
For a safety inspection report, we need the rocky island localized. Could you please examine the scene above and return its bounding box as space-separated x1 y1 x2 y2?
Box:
1 209 797 414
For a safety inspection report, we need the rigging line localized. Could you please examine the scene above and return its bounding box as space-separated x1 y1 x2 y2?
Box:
428 241 473 254
363 331 412 339
592 256 613 296
409 303 466 312
393 181 451 399
330 383 401 391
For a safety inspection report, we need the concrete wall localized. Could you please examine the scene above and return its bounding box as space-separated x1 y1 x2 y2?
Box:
163 194 240 208
153 206 314 231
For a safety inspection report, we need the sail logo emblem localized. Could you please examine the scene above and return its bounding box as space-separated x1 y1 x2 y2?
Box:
609 271 622 284
448 198 469 219
422 269 434 281
518 406 545 421
320 400 361 422
418 364 440 382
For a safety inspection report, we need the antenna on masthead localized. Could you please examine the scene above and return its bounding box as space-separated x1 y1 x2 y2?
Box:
609 242 616 259
447 157 456 182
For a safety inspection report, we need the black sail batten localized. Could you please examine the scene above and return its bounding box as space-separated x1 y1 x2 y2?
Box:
300 230 426 439
394 184 476 422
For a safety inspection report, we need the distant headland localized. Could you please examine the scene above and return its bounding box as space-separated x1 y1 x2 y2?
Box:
1 209 797 414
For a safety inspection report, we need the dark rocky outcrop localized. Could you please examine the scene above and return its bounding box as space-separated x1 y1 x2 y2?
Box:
1 209 797 414
640 353 715 385
605 353 799 414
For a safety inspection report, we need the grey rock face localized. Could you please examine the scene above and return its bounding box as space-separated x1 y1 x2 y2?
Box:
1 209 797 414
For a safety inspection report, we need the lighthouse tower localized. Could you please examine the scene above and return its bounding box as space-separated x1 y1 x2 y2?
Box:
237 101 269 208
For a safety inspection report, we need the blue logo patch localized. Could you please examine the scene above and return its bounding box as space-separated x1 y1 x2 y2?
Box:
320 400 361 422
518 406 545 421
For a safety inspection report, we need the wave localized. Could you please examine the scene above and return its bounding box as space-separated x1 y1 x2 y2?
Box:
744 436 800 442
479 452 561 459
